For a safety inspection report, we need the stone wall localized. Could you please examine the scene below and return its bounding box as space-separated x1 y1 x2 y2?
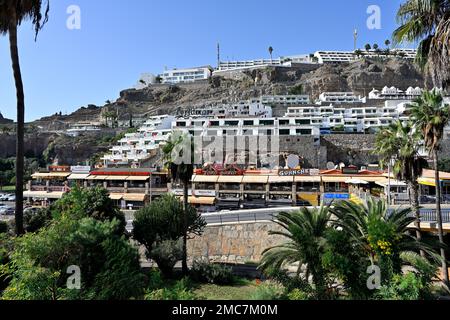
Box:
187 222 285 264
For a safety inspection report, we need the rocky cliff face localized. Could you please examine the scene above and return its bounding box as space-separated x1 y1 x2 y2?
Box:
32 57 425 130
0 112 13 125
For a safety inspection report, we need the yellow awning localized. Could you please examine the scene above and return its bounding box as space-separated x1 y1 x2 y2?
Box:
23 191 64 199
321 176 349 183
126 176 150 181
418 178 436 187
109 194 123 200
67 173 90 180
32 172 70 179
269 176 294 183
218 176 243 183
105 176 129 181
123 193 147 201
295 176 321 182
242 175 268 184
193 175 219 183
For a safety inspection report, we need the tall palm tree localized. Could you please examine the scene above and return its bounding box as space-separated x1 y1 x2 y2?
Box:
393 0 450 88
268 46 274 63
0 0 50 235
162 130 194 275
259 206 332 299
410 89 450 285
374 121 427 245
330 198 441 283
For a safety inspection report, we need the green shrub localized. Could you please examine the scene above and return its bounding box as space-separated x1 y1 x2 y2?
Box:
287 288 311 300
145 277 197 300
24 208 52 233
190 260 234 285
149 239 183 278
250 281 286 300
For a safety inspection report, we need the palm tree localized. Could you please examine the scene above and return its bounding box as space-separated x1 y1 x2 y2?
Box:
365 43 371 52
268 46 274 63
330 198 441 283
0 0 50 235
393 0 450 88
162 131 194 275
385 39 391 48
374 121 427 246
259 206 332 299
410 89 450 285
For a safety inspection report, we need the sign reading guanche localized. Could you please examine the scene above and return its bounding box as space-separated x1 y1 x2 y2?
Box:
278 169 320 176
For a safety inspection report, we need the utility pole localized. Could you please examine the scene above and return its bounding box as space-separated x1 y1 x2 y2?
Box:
353 29 358 51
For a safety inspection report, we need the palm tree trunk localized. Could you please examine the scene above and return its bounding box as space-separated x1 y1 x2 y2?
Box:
409 179 424 257
9 9 25 236
182 177 189 275
434 150 449 286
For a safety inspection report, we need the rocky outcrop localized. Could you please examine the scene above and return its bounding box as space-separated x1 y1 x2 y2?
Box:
0 132 58 158
0 112 13 125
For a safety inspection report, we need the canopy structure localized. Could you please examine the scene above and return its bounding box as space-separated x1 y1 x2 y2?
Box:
32 172 71 179
345 178 369 185
218 176 243 183
122 193 147 202
193 175 219 183
268 176 294 183
105 176 129 181
23 191 64 199
67 173 90 180
294 176 321 183
321 176 350 183
109 194 123 200
179 196 216 205
126 176 150 181
242 175 268 184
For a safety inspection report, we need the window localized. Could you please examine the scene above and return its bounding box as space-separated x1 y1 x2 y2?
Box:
279 129 290 135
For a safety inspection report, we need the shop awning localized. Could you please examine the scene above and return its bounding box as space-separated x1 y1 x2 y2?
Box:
23 191 64 199
218 176 243 183
268 176 294 183
321 176 349 183
375 180 407 187
105 176 129 181
179 196 216 205
67 173 90 180
32 172 71 179
109 194 123 200
242 176 268 184
193 175 219 183
418 178 436 187
358 176 388 183
345 178 369 185
126 176 150 181
86 175 108 180
122 193 147 201
295 176 321 182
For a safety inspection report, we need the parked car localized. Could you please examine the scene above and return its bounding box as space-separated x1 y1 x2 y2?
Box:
0 194 10 201
7 195 16 201
0 206 13 215
3 207 15 216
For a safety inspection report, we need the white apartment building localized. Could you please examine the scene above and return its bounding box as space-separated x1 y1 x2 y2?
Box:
66 122 102 137
317 92 365 104
102 115 175 166
261 95 310 105
218 59 289 71
314 49 417 64
171 117 320 137
160 66 212 84
369 86 423 100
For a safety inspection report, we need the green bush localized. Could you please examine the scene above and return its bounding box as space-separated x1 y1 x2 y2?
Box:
190 260 234 285
145 278 197 300
24 208 52 233
149 239 183 278
250 281 286 300
287 288 311 300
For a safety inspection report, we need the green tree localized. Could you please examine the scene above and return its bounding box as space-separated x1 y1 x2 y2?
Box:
0 0 50 235
385 39 391 48
365 43 372 51
330 198 441 284
259 206 332 299
410 89 450 285
162 131 196 275
132 194 205 277
374 121 427 245
393 0 450 88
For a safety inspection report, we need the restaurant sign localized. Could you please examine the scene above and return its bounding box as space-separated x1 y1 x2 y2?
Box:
278 169 320 176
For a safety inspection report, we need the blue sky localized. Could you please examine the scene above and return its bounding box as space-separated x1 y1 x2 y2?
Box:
0 0 408 122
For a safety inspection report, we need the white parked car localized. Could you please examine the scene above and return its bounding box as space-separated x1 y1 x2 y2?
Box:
0 194 9 201
7 195 15 201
